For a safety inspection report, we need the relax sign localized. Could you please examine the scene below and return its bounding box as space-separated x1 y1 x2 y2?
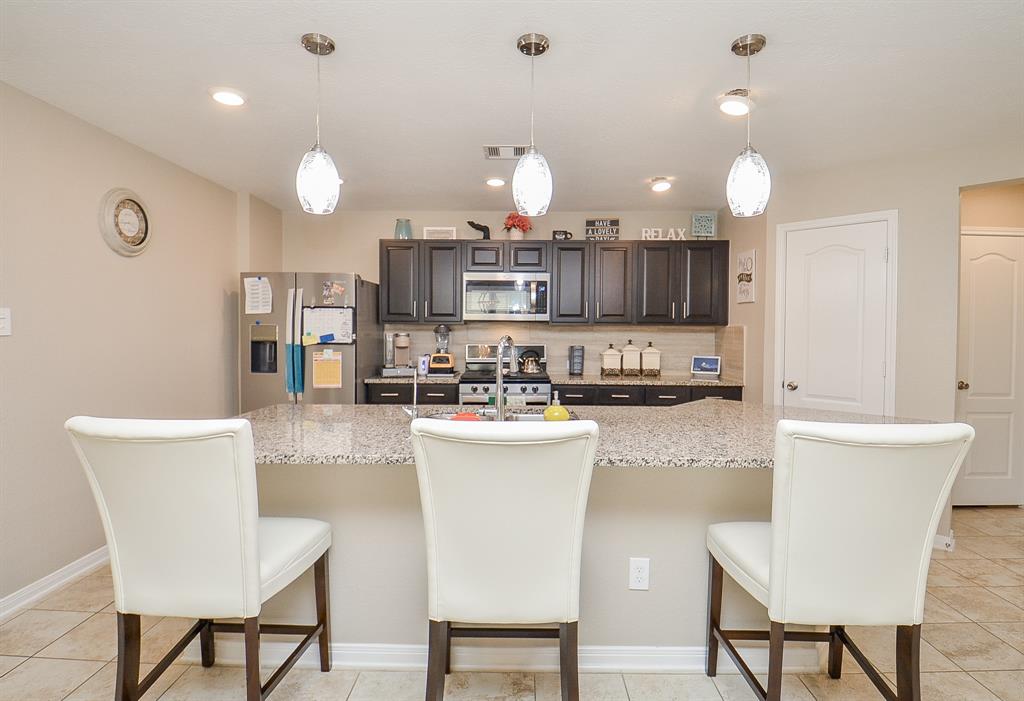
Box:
641 227 687 240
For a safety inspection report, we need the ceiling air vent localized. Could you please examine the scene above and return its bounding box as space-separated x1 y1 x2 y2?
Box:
483 145 529 160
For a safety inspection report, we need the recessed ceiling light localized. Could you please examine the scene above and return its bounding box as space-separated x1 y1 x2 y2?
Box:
486 177 506 187
717 89 753 116
650 177 672 192
209 87 246 106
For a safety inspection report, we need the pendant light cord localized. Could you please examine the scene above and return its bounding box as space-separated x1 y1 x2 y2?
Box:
315 40 322 147
529 54 536 147
745 52 751 147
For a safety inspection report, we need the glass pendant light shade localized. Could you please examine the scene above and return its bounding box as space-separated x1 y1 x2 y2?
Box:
295 144 341 215
512 146 553 216
726 145 771 217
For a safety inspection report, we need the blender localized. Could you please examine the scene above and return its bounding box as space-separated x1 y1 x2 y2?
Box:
428 324 456 375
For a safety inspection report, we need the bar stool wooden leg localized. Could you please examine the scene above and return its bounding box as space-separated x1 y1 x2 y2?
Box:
706 555 724 676
115 613 141 701
559 622 580 701
199 619 215 667
828 625 844 679
444 624 453 674
896 624 922 701
426 620 448 701
314 552 332 671
766 621 785 701
244 617 261 701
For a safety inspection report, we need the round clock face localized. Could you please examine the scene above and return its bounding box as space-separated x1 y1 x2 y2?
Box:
99 188 151 256
114 199 147 246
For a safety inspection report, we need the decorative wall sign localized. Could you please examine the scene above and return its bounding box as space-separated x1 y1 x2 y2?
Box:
736 249 756 303
98 188 150 256
691 211 718 238
585 218 620 240
423 226 457 240
641 227 687 240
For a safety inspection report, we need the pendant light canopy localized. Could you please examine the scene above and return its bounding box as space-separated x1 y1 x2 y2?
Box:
296 33 342 215
512 33 553 217
726 34 771 218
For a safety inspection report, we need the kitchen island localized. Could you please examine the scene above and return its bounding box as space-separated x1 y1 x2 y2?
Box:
245 401 907 675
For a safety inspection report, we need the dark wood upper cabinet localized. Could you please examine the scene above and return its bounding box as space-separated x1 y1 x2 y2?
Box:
421 242 462 322
592 242 634 323
464 241 504 271
550 242 591 323
680 241 729 325
635 242 678 323
379 241 420 322
508 242 548 271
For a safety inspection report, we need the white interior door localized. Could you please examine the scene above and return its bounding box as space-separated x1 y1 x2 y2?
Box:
780 217 893 415
953 234 1024 506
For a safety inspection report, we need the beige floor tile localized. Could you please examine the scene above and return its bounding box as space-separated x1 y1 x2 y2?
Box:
159 665 251 701
932 544 985 561
713 674 813 700
882 671 1000 700
36 613 117 662
348 670 427 701
957 538 1024 560
929 561 975 587
993 560 1024 576
970 670 1024 701
536 672 628 701
140 617 198 664
841 626 957 672
254 667 360 701
956 524 994 537
33 574 113 614
924 593 970 623
63 661 188 700
923 623 1024 671
0 657 103 701
990 587 1024 609
981 623 1024 654
930 587 1024 622
944 559 1024 582
967 520 1024 537
798 673 894 700
622 673 724 700
0 610 91 656
443 672 534 700
0 657 25 678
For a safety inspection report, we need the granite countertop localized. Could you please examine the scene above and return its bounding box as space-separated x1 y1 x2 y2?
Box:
244 401 915 468
365 374 459 385
548 372 744 387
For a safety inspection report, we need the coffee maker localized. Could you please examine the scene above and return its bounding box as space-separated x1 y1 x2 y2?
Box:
428 324 456 375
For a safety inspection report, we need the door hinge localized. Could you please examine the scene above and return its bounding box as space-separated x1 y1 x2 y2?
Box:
882 359 887 377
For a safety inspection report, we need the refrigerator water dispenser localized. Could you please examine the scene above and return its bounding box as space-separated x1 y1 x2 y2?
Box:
250 324 278 373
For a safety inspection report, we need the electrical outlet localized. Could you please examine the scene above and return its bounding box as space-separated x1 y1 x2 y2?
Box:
628 557 650 590
0 308 10 337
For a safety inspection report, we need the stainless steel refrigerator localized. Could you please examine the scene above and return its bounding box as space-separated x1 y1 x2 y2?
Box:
239 272 382 413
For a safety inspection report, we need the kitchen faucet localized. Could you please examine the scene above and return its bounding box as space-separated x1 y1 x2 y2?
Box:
495 335 515 421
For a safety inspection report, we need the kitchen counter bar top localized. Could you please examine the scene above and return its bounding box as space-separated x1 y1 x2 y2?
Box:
365 374 459 385
244 401 912 468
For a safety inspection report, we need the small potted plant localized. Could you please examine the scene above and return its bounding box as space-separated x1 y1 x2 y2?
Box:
503 212 532 240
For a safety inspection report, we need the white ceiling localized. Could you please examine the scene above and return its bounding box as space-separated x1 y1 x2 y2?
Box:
1 1 1021 213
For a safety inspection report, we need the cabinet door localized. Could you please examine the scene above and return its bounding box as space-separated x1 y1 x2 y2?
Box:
644 386 692 405
551 243 591 323
421 242 462 322
508 242 548 271
691 386 743 401
366 384 413 404
465 241 504 271
553 385 597 405
680 241 729 325
596 386 644 405
419 385 459 404
379 241 420 322
635 242 678 323
593 242 634 323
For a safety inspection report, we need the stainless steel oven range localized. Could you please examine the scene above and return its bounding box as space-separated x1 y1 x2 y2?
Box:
458 343 551 406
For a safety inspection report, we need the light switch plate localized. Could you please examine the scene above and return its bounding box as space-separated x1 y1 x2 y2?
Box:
0 308 10 336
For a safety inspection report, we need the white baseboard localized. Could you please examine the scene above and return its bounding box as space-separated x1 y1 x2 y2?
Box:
0 546 109 622
181 639 822 675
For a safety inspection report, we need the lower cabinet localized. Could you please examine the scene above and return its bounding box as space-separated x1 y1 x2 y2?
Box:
691 386 743 401
366 384 458 404
554 386 597 405
553 384 741 406
596 386 644 405
644 387 692 406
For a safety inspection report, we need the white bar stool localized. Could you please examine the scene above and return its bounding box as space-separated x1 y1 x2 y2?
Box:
705 420 974 701
410 419 600 701
65 417 333 701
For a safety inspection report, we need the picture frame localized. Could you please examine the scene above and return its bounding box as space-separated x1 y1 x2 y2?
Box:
691 355 721 378
691 211 718 239
737 249 756 303
423 226 457 240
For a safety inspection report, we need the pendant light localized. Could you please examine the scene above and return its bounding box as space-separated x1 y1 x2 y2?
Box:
726 34 771 218
296 33 342 215
512 33 553 217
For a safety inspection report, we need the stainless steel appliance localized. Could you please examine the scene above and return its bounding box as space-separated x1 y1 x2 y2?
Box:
239 272 382 412
462 272 550 321
459 343 551 406
428 324 455 375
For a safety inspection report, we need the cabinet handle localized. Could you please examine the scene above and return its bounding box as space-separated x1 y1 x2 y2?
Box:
597 302 601 318
565 394 584 398
611 394 631 398
426 393 445 397
380 392 400 398
413 300 417 318
584 300 589 318
683 301 688 318
671 302 676 318
657 395 677 399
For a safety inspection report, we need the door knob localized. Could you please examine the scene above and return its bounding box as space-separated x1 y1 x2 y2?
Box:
786 382 799 391
957 380 970 390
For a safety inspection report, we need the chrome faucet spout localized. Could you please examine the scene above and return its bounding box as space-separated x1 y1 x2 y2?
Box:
495 335 515 421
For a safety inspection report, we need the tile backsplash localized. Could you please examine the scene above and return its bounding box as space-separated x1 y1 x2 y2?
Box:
382 322 744 380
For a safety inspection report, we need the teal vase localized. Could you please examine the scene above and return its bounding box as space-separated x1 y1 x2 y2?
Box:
394 218 413 239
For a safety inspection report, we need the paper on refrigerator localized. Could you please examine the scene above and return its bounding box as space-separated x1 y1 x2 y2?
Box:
243 277 273 314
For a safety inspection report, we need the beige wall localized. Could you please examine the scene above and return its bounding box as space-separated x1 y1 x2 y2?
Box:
717 209 767 405
247 194 284 271
762 140 1023 421
0 84 242 597
960 181 1024 229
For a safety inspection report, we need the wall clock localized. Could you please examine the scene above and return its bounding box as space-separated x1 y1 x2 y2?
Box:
99 188 151 256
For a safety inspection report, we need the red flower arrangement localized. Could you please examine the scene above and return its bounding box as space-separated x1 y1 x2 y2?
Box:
503 213 533 235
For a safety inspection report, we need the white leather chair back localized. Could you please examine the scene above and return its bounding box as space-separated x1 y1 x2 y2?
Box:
769 420 974 626
410 419 599 625
65 417 261 619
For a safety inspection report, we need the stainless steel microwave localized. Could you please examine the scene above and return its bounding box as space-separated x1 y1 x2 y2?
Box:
462 272 550 321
